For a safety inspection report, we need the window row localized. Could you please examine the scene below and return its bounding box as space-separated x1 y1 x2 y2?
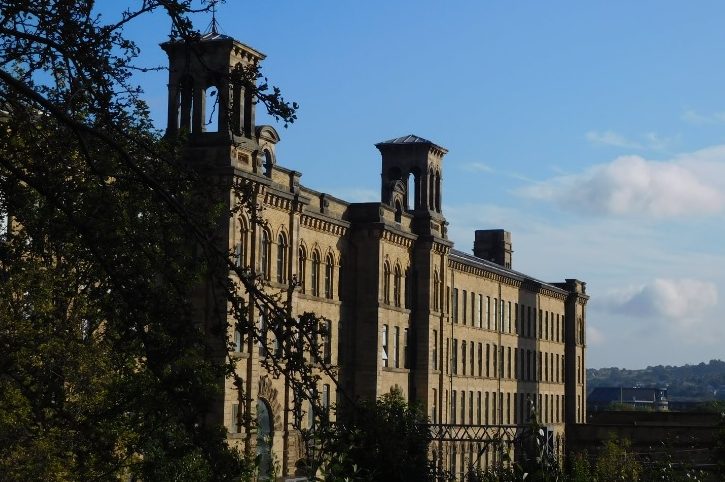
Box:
233 313 334 366
232 219 340 299
433 333 565 384
433 389 565 427
444 286 566 342
381 324 410 369
382 261 412 308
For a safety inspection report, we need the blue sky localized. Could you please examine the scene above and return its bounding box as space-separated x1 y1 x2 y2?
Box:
111 1 725 369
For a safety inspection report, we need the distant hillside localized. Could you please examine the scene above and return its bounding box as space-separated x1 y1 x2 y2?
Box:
587 359 725 401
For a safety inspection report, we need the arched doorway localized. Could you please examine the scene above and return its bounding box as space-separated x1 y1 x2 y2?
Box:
257 398 273 479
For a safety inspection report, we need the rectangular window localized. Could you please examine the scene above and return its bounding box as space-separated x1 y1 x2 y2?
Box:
234 329 242 353
508 302 512 333
446 338 450 374
469 390 474 424
394 326 400 368
500 299 505 331
493 298 498 330
507 347 511 379
499 393 503 424
486 296 491 329
500 345 504 378
486 344 490 377
446 286 450 313
258 308 268 357
538 351 543 381
451 390 457 424
545 311 549 340
461 340 467 376
485 392 490 424
472 294 476 327
323 319 332 364
432 388 437 424
322 384 330 414
528 306 532 338
478 294 483 327
493 393 497 424
403 328 409 368
544 352 548 382
538 309 543 339
230 403 240 434
452 339 458 375
462 290 467 324
556 314 560 343
492 344 498 377
461 391 466 424
470 341 474 376
478 343 483 376
433 330 438 370
477 391 482 424
507 393 511 424
514 302 519 334
452 288 459 323
513 392 518 424
382 324 388 367
514 348 518 379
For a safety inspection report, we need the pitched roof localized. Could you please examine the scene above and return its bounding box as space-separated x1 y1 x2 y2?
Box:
378 134 434 145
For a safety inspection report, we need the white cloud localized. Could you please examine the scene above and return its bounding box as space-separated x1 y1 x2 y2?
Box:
587 325 606 345
586 130 641 149
519 151 725 218
681 109 725 125
597 278 718 326
462 162 494 173
586 130 675 151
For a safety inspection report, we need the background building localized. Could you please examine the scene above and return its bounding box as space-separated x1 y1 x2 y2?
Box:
162 31 589 480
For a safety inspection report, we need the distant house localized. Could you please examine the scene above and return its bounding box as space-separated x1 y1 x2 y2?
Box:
588 387 668 411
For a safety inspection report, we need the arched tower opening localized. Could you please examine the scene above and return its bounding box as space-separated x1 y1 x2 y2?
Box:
375 135 448 235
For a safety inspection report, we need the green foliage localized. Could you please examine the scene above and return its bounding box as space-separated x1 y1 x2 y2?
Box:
320 388 432 482
588 360 725 402
0 1 298 480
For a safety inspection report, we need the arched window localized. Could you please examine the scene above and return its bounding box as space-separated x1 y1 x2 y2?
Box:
404 267 412 309
324 254 334 299
433 270 440 311
383 261 391 304
276 232 287 283
235 217 248 268
428 169 435 209
394 199 402 223
263 149 273 177
435 170 442 212
393 264 402 307
204 85 219 132
311 250 321 297
297 246 306 293
256 399 273 478
260 229 271 279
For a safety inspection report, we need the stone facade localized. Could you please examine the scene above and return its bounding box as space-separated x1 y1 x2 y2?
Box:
162 32 588 480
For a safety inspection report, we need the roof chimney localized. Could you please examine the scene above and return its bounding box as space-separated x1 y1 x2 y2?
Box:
473 229 512 269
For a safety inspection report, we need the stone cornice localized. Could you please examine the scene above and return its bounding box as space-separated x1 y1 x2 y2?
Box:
300 213 348 237
382 227 416 248
448 259 568 301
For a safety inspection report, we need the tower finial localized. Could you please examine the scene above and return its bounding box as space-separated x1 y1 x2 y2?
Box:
210 0 219 34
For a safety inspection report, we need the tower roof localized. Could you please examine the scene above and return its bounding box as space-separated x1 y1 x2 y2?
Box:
375 134 447 153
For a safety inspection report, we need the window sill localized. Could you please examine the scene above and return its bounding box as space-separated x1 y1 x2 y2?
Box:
382 367 410 373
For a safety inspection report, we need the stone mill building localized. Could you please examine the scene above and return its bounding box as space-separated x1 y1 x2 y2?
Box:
161 29 588 481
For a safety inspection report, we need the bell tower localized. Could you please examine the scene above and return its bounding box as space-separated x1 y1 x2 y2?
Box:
161 30 265 162
376 134 447 236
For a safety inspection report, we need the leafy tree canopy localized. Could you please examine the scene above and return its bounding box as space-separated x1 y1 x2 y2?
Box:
0 1 299 480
